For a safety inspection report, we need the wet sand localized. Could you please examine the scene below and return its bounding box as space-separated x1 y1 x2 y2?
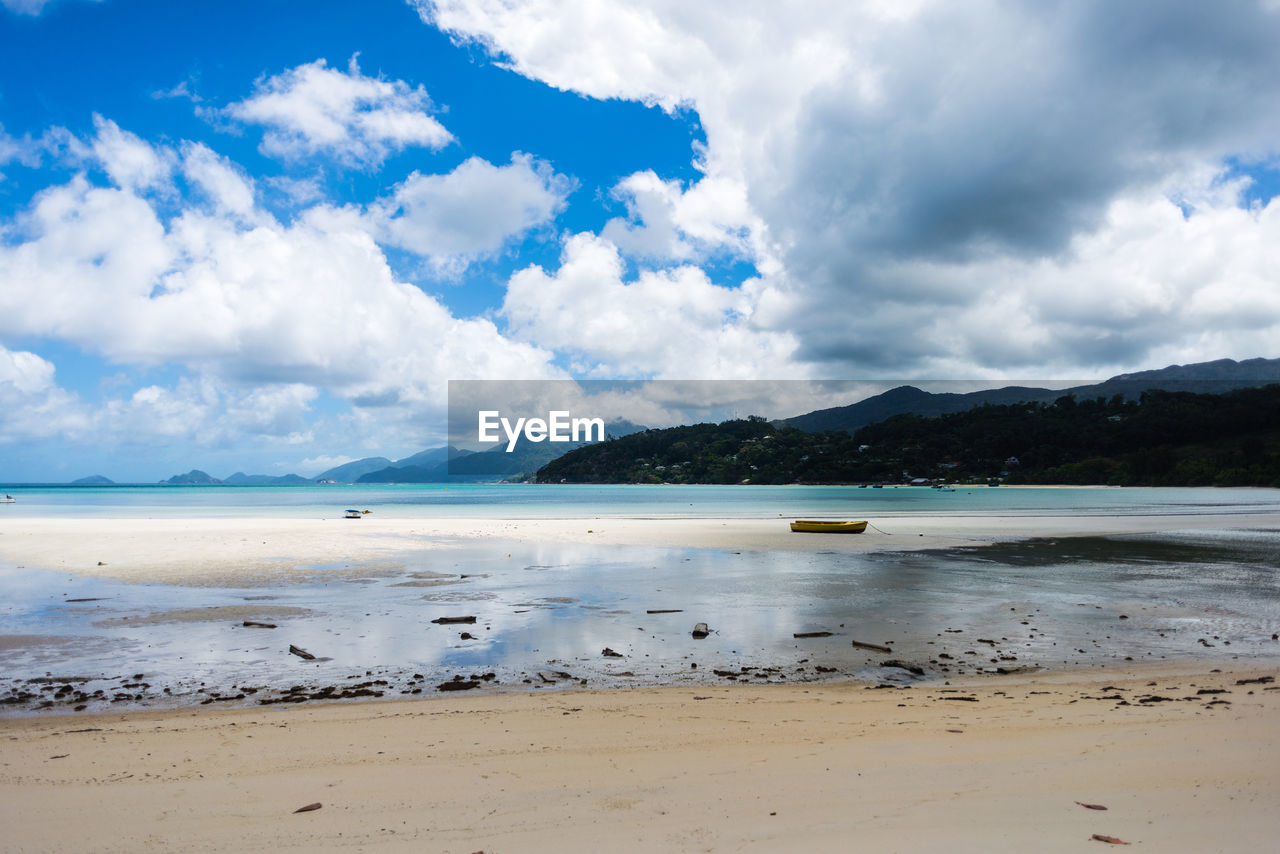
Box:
3 510 1277 585
1 663 1276 853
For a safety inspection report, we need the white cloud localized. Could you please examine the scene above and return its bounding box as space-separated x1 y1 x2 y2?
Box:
225 57 453 166
0 119 567 453
370 153 573 270
90 115 175 192
0 128 20 171
203 383 318 445
501 232 797 377
151 80 202 103
601 170 772 268
0 345 53 395
414 0 715 110
0 346 322 450
421 0 1280 376
1 177 176 344
0 345 91 442
295 453 357 473
264 175 325 206
101 380 219 442
180 142 256 218
1 0 102 15
0 124 46 173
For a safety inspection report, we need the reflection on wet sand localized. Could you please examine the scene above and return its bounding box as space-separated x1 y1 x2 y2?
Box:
2 531 1277 714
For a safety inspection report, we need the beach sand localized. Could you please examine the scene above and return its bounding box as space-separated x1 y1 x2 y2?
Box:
3 509 1278 585
1 663 1277 853
3 509 1278 850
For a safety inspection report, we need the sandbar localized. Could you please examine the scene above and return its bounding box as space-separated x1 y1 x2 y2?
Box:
3 509 1278 585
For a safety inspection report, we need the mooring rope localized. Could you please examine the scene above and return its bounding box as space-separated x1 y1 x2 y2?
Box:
867 522 893 535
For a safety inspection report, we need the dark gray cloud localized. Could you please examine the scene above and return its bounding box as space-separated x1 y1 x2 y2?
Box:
776 0 1280 264
768 0 1280 371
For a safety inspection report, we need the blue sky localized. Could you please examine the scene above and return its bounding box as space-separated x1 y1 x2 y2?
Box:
2 0 1279 481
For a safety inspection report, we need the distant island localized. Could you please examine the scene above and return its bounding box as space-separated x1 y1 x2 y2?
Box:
144 421 647 485
64 357 1274 487
71 474 115 485
161 470 226 485
535 384 1280 487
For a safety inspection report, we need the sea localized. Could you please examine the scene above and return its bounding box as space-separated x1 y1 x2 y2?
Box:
6 481 1280 518
2 484 1278 713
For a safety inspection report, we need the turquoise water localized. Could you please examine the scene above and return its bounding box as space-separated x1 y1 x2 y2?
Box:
3 482 1280 518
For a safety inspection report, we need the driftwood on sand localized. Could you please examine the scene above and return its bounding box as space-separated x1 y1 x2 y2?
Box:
851 639 892 653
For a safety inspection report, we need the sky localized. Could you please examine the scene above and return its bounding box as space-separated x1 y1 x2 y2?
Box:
1 0 1279 482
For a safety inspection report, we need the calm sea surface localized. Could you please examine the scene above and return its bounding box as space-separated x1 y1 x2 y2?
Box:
2 485 1278 713
4 482 1280 518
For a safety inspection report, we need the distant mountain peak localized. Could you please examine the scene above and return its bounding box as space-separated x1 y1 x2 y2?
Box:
1111 357 1280 382
785 356 1280 434
162 469 221 485
71 474 114 485
310 456 393 483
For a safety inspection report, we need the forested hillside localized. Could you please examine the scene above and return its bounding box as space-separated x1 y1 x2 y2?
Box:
535 385 1280 486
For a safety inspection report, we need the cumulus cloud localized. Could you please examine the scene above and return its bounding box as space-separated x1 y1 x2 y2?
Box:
501 232 797 377
0 345 90 442
224 57 454 166
0 125 47 177
0 173 557 393
782 168 1280 376
601 171 771 267
422 0 1280 376
199 382 319 447
369 153 573 271
0 119 565 453
90 115 175 192
181 142 256 218
0 360 323 453
414 0 713 110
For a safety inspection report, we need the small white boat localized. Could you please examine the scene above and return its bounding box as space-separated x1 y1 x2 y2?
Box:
0 494 15 504
344 509 361 519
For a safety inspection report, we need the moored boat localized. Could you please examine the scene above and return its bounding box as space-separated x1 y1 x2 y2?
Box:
344 508 362 519
790 520 868 534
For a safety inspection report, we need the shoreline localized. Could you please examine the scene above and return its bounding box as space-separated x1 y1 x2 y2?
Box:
3 501 1278 850
2 661 1276 852
3 508 1278 717
3 509 1278 585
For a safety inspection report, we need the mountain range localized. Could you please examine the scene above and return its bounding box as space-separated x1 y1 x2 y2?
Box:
89 357 1277 485
152 421 645 485
783 358 1280 434
538 382 1280 487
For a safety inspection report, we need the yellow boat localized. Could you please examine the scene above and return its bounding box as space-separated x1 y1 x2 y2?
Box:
790 520 868 534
